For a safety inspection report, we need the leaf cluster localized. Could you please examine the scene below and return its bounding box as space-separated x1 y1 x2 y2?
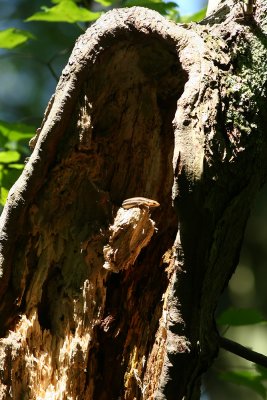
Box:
0 121 34 207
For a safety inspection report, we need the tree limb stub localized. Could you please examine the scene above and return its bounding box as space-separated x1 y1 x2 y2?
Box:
1 3 267 399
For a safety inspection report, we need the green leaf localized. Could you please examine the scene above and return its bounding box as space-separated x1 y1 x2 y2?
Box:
0 28 35 49
8 164 24 170
219 370 266 399
256 365 267 380
0 187 9 207
181 7 207 23
94 0 113 7
0 151 21 164
217 308 267 326
167 8 181 22
0 121 35 144
26 0 101 23
124 0 177 14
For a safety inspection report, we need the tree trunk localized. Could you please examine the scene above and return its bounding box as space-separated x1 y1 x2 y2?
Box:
0 2 267 399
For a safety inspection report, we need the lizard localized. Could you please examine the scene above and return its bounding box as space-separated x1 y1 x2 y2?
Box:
122 197 160 210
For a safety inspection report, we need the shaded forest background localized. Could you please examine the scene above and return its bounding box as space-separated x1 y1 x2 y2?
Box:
1 0 267 399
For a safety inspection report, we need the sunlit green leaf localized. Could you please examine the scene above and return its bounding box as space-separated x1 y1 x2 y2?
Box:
124 0 177 14
219 370 266 399
181 7 207 23
0 166 3 183
0 121 35 144
94 0 113 7
217 308 267 326
26 0 101 23
0 151 21 164
0 28 35 49
8 164 24 170
0 187 9 207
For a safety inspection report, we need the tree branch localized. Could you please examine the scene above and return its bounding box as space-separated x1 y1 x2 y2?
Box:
220 336 267 369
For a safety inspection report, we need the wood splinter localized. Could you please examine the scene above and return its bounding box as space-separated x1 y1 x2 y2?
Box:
103 197 159 273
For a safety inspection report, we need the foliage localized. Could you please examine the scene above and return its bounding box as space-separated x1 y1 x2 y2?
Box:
216 308 267 397
180 7 206 22
0 28 35 49
219 369 267 399
217 308 267 327
0 121 34 207
26 0 101 23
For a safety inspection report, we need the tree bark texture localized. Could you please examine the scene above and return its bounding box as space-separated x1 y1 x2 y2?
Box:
0 1 267 399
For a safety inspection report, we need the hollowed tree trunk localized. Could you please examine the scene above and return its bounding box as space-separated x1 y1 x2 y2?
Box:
0 2 267 399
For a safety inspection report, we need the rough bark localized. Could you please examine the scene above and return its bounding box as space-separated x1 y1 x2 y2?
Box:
0 1 267 399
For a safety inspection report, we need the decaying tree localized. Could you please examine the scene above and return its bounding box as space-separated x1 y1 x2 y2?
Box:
0 0 267 398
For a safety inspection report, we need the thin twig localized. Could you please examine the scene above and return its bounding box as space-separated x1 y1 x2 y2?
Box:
220 336 267 369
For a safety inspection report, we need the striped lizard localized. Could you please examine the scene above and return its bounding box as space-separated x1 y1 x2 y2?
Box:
122 197 160 210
